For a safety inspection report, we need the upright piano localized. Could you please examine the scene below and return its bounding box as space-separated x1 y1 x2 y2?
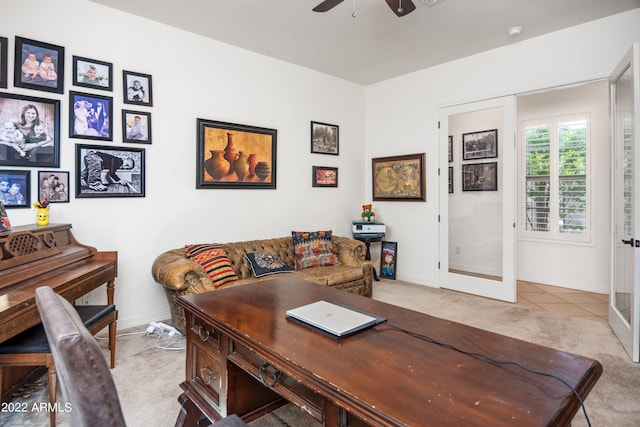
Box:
0 223 117 396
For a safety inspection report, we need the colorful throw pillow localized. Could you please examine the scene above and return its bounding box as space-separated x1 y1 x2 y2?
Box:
185 244 238 288
291 230 340 270
245 252 294 277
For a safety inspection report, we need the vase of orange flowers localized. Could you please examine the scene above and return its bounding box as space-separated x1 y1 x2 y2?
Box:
33 198 50 226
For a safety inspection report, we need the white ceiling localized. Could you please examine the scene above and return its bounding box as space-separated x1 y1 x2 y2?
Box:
90 0 640 85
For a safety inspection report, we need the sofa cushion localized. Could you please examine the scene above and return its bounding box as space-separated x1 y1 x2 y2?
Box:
185 244 238 288
294 264 363 286
291 230 340 270
245 252 294 277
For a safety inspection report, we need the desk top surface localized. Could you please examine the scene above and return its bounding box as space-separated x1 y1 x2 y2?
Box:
179 276 602 427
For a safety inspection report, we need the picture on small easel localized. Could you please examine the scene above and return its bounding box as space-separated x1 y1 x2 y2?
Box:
380 241 397 280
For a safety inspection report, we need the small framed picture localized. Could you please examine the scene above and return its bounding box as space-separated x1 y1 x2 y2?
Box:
462 162 498 191
75 144 145 198
380 241 398 280
312 166 338 187
310 121 339 155
14 36 64 94
448 135 453 162
0 36 8 88
37 170 69 203
122 110 151 144
0 169 30 208
448 166 454 194
69 91 113 141
0 92 60 168
462 129 498 160
72 56 112 91
123 70 153 106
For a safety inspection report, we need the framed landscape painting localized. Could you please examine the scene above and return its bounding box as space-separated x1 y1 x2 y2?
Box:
462 162 498 191
462 129 498 160
311 121 339 155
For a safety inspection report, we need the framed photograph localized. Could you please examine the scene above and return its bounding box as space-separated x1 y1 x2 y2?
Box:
372 153 426 202
75 144 145 198
0 36 8 88
14 36 64 94
448 135 453 162
310 121 339 155
380 241 398 280
0 92 60 167
72 56 112 91
69 91 113 141
196 119 277 189
122 110 151 144
0 169 30 208
123 70 153 106
312 166 338 188
462 162 498 191
462 129 498 160
448 166 454 194
37 170 69 203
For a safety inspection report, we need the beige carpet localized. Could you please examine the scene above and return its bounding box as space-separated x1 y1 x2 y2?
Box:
2 280 639 426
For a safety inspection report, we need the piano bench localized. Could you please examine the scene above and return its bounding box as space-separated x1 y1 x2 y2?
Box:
0 304 117 427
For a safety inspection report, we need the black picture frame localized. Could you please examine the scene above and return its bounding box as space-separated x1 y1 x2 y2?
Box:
0 36 8 89
311 121 339 155
312 166 338 187
448 135 453 162
0 169 30 208
14 36 64 94
75 144 145 198
448 166 454 194
380 241 398 280
37 170 69 203
72 56 113 91
122 110 151 144
462 129 498 160
69 91 113 141
462 162 498 191
0 92 60 167
123 70 153 106
196 119 277 189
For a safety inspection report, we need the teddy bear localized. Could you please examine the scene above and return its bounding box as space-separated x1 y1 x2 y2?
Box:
361 204 375 222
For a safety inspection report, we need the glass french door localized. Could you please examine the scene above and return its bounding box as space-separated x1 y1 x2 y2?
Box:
610 43 640 363
438 96 516 302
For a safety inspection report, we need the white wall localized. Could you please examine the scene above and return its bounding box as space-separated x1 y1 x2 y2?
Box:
1 0 366 329
365 9 640 289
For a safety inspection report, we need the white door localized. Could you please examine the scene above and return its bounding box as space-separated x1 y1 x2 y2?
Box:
610 43 640 362
438 96 516 302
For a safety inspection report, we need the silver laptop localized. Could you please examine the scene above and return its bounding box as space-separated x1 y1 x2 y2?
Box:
286 300 384 338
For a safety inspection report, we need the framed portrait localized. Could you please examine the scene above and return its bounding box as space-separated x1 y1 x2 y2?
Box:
372 153 426 202
462 129 498 160
196 119 277 189
123 70 153 106
0 92 60 167
72 56 113 91
75 144 145 198
312 166 338 188
37 170 69 203
448 135 453 162
69 91 113 141
0 36 8 88
462 162 498 191
0 169 30 208
448 166 454 194
14 36 64 94
380 241 398 280
122 110 151 144
310 121 339 155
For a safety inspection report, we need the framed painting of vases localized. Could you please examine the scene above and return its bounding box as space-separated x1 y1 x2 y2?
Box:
196 119 277 189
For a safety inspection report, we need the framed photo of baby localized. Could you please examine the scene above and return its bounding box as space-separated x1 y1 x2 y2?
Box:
69 91 113 141
122 110 151 144
0 92 60 168
14 36 65 94
72 56 113 91
123 70 153 106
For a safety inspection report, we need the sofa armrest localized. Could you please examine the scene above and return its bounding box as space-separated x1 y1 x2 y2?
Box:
332 235 367 267
151 249 214 292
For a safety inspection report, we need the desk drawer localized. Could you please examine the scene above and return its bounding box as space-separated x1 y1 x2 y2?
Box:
189 342 223 407
188 314 221 354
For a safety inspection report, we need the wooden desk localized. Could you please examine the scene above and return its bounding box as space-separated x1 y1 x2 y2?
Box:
176 277 602 427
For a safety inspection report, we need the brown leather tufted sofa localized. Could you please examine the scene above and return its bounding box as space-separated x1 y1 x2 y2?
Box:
151 235 373 334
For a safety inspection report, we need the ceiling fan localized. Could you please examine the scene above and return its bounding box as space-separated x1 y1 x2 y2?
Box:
313 0 416 17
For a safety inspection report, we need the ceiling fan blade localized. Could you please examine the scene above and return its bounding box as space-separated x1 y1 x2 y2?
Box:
385 0 416 17
313 0 345 12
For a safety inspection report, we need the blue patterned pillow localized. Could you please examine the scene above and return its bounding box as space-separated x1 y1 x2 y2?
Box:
245 252 294 277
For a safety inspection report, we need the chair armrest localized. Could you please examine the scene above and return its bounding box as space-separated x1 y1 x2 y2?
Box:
151 249 213 292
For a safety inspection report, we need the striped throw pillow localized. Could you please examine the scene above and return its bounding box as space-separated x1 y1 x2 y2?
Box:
185 244 238 288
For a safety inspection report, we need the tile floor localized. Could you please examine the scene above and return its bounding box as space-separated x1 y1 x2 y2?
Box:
516 281 609 323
